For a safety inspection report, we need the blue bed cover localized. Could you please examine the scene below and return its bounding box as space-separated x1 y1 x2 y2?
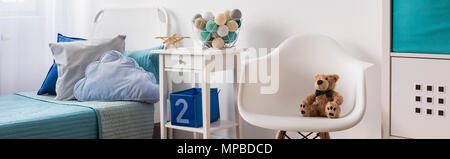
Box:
0 94 100 139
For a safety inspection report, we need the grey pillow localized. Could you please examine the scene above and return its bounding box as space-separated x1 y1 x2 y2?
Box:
49 35 126 100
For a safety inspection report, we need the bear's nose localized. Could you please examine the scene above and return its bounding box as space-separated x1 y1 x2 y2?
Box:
317 80 323 85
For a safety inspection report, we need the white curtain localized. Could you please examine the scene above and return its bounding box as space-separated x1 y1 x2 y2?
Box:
0 0 93 95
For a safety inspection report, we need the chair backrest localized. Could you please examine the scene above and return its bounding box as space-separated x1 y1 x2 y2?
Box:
238 34 371 117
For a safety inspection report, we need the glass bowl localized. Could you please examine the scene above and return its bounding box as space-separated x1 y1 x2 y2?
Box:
192 19 242 49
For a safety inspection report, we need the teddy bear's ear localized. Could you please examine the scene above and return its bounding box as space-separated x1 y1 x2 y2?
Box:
332 74 340 81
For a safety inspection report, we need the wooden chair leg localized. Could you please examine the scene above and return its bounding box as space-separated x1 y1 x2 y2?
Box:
275 130 286 139
319 132 330 139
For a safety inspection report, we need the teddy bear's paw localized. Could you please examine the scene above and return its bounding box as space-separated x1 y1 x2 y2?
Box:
299 103 310 117
325 103 340 119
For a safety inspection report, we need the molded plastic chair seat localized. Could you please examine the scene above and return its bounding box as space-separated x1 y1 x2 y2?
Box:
238 34 372 133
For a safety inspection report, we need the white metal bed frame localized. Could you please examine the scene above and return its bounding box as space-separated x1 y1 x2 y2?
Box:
91 7 171 137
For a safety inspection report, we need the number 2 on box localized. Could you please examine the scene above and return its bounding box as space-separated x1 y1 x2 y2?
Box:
175 99 189 124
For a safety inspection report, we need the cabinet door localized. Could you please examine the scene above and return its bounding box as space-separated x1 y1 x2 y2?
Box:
391 57 450 138
392 0 450 54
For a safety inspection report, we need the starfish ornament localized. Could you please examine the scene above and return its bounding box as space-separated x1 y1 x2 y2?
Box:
155 34 190 50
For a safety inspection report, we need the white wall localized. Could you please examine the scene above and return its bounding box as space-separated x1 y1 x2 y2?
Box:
91 0 382 139
1 0 382 138
0 0 54 95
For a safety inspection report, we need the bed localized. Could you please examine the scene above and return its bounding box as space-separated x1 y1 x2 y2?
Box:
0 7 169 139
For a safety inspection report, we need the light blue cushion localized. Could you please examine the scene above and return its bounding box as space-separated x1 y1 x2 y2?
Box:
73 50 159 103
123 45 164 84
37 33 86 95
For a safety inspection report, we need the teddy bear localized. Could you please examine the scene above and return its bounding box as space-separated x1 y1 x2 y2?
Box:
299 74 343 119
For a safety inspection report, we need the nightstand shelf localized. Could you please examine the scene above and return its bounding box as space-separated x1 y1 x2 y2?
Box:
165 120 239 133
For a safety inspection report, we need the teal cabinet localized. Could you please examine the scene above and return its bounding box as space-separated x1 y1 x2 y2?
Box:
393 0 450 54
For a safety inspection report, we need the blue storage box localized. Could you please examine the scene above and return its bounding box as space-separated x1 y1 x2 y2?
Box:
170 88 220 127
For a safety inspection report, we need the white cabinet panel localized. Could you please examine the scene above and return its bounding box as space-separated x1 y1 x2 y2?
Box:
391 57 450 138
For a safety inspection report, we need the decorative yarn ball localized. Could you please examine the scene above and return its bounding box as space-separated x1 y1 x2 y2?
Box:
217 25 229 37
230 9 242 20
226 20 238 32
203 11 215 21
212 38 225 49
236 19 241 28
192 14 202 23
199 31 211 41
215 13 227 26
224 10 231 20
194 18 206 30
223 32 237 44
205 20 218 32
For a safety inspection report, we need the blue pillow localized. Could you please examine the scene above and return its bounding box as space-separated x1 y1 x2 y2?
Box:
74 50 159 103
37 34 86 95
123 45 164 84
57 33 86 42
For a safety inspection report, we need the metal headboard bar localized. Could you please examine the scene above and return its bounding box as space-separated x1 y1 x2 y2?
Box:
93 7 169 36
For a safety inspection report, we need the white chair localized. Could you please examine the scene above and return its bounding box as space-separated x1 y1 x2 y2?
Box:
237 34 372 139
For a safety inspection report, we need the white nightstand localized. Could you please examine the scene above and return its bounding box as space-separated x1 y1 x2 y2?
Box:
152 47 247 139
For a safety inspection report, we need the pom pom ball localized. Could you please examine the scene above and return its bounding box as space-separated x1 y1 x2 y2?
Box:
199 31 211 41
236 19 241 28
230 9 242 20
215 13 227 26
217 25 229 37
194 18 206 30
203 11 215 21
224 10 231 20
206 20 218 32
212 38 225 49
192 14 202 23
223 32 237 44
226 20 238 32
